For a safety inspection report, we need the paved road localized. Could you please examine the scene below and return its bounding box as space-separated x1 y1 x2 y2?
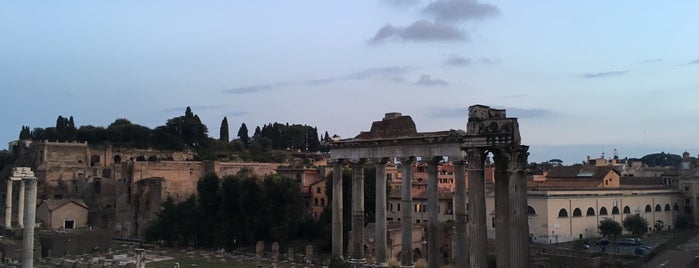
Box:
640 235 699 268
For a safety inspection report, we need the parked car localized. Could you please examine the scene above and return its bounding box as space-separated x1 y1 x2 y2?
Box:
616 238 641 246
634 246 651 255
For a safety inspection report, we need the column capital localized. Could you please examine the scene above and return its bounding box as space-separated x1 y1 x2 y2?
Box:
350 158 366 166
397 156 415 164
329 158 345 165
369 157 390 164
422 156 443 165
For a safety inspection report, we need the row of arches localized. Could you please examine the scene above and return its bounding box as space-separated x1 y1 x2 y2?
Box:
558 203 679 218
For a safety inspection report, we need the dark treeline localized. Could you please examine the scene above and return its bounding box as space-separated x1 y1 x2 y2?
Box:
144 172 331 249
17 107 328 162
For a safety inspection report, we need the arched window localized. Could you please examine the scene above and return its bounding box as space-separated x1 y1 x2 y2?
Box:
612 206 620 215
314 198 319 206
586 207 595 216
600 207 608 215
90 155 101 167
665 204 671 211
674 203 680 211
645 205 652 213
113 155 122 163
527 205 536 215
320 198 325 207
573 208 582 217
558 209 568 218
655 204 662 212
623 206 631 214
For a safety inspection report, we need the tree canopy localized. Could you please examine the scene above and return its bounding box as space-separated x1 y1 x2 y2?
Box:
622 214 649 236
598 218 622 238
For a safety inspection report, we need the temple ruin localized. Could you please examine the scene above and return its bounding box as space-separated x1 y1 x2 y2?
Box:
329 105 529 268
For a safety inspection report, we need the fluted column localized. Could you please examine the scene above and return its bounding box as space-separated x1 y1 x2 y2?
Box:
467 148 486 268
426 156 442 268
351 159 366 262
508 146 530 268
400 157 415 267
21 176 38 268
18 179 25 228
5 180 13 228
493 151 511 268
374 158 389 267
331 159 344 258
453 159 467 268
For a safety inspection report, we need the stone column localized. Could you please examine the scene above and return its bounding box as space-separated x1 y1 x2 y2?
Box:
426 157 442 268
351 159 366 262
493 152 511 268
22 176 38 268
5 180 13 228
374 158 389 267
452 159 467 268
399 157 415 267
331 159 344 258
18 180 25 228
508 146 530 268
467 148 486 268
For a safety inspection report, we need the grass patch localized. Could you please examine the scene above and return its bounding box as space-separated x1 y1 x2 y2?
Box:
146 256 260 268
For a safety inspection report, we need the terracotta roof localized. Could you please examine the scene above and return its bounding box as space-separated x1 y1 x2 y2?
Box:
389 187 453 200
546 165 617 179
40 199 88 211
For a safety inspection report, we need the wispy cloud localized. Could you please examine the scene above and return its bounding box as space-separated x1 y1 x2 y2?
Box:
443 54 499 66
381 0 421 8
423 0 500 22
687 59 699 65
224 66 411 94
369 20 467 44
415 74 449 86
582 70 628 79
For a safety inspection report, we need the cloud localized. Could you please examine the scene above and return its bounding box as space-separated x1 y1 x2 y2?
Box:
444 55 471 66
225 83 288 94
381 0 421 8
443 55 499 66
582 70 628 79
687 59 699 65
369 20 467 44
423 0 500 22
415 74 449 86
224 66 411 94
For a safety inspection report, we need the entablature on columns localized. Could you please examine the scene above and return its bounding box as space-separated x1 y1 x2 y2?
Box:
330 143 465 160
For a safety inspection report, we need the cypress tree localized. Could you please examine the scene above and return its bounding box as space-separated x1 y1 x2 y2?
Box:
220 117 230 142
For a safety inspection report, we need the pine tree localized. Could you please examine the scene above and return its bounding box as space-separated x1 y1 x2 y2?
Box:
220 117 230 142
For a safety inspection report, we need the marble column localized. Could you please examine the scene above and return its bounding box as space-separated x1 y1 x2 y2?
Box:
452 159 467 268
467 148 486 268
374 158 389 267
331 159 344 258
5 180 13 228
18 179 25 228
22 176 38 268
400 157 415 267
351 159 366 262
493 152 511 268
508 146 530 268
426 157 442 268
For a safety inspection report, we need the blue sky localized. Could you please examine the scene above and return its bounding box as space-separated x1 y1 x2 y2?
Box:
2 1 698 164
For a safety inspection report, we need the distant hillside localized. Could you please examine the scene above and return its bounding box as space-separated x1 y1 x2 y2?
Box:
629 152 682 167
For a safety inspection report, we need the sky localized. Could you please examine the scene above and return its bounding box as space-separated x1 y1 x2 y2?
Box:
2 1 698 164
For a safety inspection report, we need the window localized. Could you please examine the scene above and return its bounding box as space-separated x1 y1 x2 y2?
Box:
655 204 662 212
645 205 652 213
623 206 631 214
573 208 582 217
397 204 400 211
685 199 691 205
527 206 536 215
665 204 671 211
316 187 321 193
314 198 319 206
600 207 608 215
320 198 325 206
684 186 690 192
390 203 393 211
674 203 680 211
612 206 620 215
586 207 595 216
558 209 568 218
